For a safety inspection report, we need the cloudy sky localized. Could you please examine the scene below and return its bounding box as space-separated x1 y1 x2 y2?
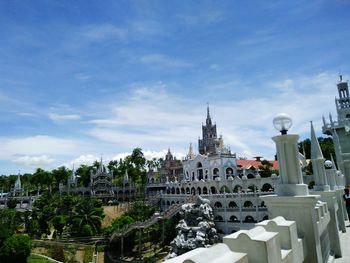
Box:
1 0 350 174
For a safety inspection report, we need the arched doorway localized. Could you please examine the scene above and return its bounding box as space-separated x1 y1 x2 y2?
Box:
197 162 203 180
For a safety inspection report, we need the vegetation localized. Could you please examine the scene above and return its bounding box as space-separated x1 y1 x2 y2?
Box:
28 254 57 263
298 136 335 175
0 234 31 263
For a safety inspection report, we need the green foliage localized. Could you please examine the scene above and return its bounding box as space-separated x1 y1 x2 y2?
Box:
31 194 104 238
81 224 93 237
124 201 155 221
258 159 278 178
0 209 22 240
0 234 31 263
298 137 335 160
83 247 93 263
51 215 67 237
163 216 180 244
6 198 17 209
27 254 56 263
104 215 135 235
75 165 90 187
51 166 70 190
72 198 104 235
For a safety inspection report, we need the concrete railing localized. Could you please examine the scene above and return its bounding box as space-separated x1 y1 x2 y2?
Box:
164 216 304 263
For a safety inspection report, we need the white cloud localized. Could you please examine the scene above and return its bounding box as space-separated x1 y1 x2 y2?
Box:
0 135 79 157
82 24 126 41
48 112 81 122
85 72 338 160
139 54 193 68
13 155 55 168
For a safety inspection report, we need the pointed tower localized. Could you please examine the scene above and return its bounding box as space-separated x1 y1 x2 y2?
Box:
124 169 129 185
187 143 195 159
311 121 330 191
14 172 21 191
99 156 104 173
323 75 350 183
198 104 218 155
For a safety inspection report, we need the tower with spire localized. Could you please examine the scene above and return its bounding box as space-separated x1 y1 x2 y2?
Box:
198 104 218 155
322 75 350 183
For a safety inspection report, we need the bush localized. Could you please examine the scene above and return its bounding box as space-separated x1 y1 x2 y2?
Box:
81 224 93 237
0 234 32 263
83 247 93 263
104 215 134 235
6 198 17 209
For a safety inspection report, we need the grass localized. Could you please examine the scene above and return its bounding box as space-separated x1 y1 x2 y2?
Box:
27 254 57 263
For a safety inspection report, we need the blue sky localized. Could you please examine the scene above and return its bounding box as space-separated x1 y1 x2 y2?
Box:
0 0 350 174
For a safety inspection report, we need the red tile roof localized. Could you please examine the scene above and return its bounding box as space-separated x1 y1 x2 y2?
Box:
236 159 279 170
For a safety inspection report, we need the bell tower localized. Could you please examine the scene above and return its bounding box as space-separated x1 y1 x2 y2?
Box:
322 75 350 183
198 104 218 155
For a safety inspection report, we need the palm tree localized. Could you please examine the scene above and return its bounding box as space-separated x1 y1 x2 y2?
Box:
73 199 104 236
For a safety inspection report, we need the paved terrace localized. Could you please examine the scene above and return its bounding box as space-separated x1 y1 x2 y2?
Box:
335 220 350 263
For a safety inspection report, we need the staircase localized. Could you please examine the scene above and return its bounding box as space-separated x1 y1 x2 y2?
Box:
109 195 197 242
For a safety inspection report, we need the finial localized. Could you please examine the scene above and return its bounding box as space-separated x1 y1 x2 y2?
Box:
340 75 343 82
207 102 210 118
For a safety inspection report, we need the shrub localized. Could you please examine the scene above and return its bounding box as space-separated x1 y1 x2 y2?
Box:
0 234 32 263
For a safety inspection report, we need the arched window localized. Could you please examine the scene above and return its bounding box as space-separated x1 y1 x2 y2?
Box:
197 162 203 180
247 173 255 179
233 185 242 193
214 215 224 222
247 185 258 192
214 201 222 208
229 215 239 222
244 216 255 223
191 187 196 195
213 168 219 180
243 201 254 208
228 201 237 208
176 188 180 194
226 167 234 178
220 185 230 193
203 187 208 194
171 188 175 194
210 186 217 194
261 183 273 192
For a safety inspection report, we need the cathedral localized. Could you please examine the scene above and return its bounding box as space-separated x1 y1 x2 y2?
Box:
183 105 237 183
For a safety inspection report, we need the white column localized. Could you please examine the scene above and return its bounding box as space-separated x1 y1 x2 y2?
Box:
272 134 308 196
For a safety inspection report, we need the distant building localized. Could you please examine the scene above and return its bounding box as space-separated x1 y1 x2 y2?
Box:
322 75 350 183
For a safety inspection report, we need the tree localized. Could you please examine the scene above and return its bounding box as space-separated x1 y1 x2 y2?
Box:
76 165 93 187
51 215 67 238
258 160 276 178
51 166 70 191
104 215 134 235
6 198 17 209
298 136 335 161
73 199 104 236
0 234 31 263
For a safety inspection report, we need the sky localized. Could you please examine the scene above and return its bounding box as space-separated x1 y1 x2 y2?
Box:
0 0 350 175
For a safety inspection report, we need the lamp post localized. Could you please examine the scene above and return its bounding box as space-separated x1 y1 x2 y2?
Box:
272 113 308 196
